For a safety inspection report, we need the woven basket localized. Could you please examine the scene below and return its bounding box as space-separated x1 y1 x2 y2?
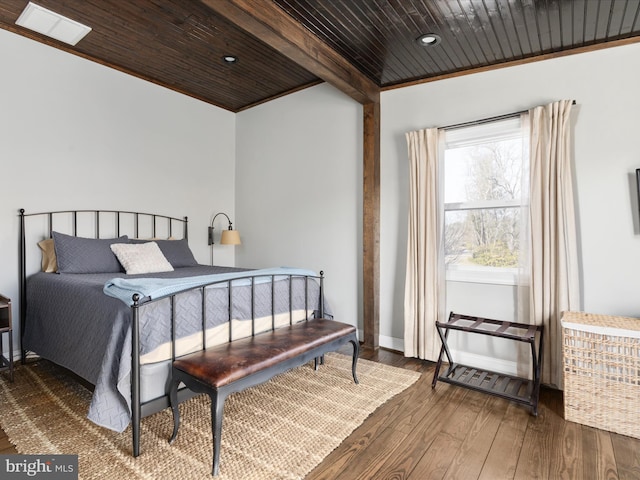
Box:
561 311 640 439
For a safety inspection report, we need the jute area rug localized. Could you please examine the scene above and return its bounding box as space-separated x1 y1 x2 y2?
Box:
0 353 420 479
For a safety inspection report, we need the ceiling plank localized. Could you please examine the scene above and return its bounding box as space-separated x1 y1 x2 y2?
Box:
199 0 380 104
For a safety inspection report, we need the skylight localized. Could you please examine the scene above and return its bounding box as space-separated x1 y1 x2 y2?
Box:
16 2 92 46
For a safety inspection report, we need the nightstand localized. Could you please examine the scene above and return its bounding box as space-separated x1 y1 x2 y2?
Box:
0 294 14 382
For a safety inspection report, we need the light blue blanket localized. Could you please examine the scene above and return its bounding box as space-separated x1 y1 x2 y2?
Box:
104 267 319 305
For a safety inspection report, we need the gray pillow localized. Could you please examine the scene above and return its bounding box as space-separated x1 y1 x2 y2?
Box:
130 238 198 268
52 231 129 274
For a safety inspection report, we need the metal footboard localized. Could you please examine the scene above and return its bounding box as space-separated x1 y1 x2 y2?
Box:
129 270 325 457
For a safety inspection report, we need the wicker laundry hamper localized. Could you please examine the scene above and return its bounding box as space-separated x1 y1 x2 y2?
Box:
561 311 640 439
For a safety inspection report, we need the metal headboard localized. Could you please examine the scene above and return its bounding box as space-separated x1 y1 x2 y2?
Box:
18 208 189 361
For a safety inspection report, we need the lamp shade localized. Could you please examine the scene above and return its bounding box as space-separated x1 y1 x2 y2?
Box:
220 229 241 245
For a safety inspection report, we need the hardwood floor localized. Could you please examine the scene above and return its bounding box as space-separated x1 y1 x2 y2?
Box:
306 347 640 480
0 427 15 454
1 348 639 479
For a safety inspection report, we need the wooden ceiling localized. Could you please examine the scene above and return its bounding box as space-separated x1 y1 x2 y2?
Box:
275 0 640 88
2 0 640 112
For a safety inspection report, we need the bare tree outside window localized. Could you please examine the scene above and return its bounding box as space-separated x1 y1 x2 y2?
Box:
444 137 524 271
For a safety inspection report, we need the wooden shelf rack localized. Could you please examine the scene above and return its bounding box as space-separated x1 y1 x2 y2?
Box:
431 312 543 415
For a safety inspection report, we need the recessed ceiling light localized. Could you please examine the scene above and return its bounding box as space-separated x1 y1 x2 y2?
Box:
417 33 441 47
222 55 238 64
15 2 91 46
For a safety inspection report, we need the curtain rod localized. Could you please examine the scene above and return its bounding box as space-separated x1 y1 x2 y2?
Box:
443 100 577 131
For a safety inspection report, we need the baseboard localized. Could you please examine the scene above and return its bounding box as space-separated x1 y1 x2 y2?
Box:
448 350 528 378
357 330 405 353
363 332 531 378
379 334 404 352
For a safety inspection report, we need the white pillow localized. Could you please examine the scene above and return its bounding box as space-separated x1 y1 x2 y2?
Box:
110 242 174 275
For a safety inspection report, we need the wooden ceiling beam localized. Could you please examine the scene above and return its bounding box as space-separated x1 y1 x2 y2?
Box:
199 0 380 105
363 101 380 349
202 0 382 350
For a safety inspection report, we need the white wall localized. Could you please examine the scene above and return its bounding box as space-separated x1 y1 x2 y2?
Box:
235 84 362 330
4 25 640 366
0 29 236 352
382 42 640 357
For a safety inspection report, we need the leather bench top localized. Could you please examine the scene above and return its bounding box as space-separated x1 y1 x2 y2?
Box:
172 318 356 388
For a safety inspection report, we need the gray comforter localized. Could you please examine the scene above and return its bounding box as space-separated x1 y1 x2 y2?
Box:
23 266 324 432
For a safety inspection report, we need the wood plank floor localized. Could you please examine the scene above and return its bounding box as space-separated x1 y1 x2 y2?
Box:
1 348 639 479
306 347 640 480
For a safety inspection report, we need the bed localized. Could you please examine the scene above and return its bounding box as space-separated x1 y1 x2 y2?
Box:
18 209 327 456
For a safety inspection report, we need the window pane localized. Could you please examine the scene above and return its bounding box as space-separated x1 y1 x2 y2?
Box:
444 139 523 204
445 207 520 268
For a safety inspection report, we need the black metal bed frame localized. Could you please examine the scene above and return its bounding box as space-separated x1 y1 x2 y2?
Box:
18 208 189 361
130 270 324 457
18 209 325 457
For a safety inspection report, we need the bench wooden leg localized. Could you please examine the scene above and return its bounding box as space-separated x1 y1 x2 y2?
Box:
167 369 225 477
210 392 225 477
313 339 358 384
350 338 359 384
168 374 180 444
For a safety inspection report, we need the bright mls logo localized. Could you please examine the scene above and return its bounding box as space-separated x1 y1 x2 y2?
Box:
0 455 78 479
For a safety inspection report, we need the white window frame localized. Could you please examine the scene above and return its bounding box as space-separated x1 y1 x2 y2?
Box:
443 117 527 286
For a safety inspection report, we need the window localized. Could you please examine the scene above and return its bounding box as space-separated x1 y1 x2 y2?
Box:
443 117 528 285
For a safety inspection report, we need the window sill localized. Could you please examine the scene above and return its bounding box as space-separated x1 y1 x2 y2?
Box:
446 266 527 286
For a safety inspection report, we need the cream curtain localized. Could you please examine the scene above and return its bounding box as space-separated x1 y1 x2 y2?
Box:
529 100 580 388
404 128 443 360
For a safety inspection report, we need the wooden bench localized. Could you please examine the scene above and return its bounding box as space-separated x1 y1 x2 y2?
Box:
167 318 359 476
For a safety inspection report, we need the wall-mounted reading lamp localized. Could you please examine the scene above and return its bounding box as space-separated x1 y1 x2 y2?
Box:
208 212 241 245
